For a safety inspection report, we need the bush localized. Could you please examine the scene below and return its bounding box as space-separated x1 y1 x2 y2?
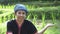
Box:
27 6 60 20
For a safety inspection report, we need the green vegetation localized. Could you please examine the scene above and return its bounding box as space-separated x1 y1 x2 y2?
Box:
0 1 60 34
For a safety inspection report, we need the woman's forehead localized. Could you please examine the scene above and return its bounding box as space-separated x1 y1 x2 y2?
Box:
17 10 26 13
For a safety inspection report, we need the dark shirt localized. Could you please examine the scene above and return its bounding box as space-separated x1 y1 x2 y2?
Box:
7 19 37 34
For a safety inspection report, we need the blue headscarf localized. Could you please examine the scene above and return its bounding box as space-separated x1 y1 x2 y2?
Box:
14 4 28 13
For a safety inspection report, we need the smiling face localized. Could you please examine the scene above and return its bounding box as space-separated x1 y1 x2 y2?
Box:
15 10 26 20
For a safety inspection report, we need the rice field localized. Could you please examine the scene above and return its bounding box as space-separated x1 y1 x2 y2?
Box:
0 4 60 34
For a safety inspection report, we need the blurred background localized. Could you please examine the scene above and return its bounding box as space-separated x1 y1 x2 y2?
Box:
0 0 60 34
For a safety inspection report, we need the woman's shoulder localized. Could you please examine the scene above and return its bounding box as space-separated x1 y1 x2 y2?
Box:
24 19 32 23
24 19 35 26
24 20 32 24
7 19 15 24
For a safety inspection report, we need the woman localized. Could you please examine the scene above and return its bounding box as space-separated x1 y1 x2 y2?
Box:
6 4 54 34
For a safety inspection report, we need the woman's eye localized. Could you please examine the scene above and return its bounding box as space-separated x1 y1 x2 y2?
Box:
18 12 21 14
22 12 25 14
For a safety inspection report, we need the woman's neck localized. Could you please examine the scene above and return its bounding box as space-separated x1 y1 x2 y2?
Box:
16 18 24 25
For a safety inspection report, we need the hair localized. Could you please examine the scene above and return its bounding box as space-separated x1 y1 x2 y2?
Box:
14 10 28 15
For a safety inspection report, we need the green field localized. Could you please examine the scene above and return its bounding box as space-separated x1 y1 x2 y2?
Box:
0 2 60 34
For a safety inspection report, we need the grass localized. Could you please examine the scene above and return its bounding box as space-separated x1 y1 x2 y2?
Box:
0 11 14 23
0 22 7 34
44 20 60 34
0 4 60 34
34 20 60 34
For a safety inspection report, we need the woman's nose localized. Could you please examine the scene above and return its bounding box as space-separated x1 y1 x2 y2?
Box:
20 14 23 16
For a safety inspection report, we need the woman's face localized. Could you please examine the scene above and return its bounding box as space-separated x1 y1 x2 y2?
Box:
15 10 26 19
